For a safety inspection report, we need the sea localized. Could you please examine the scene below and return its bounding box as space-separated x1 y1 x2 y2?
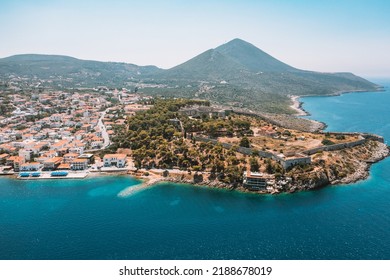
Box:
1 80 390 260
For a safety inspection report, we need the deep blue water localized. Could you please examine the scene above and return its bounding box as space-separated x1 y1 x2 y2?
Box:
1 81 390 260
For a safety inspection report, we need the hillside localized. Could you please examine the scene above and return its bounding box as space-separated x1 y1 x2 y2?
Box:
0 39 379 113
0 54 162 88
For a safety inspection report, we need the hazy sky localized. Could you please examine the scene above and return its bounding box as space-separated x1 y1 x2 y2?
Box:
0 0 389 77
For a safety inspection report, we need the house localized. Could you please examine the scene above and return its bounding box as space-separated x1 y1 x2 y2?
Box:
19 149 33 161
57 163 71 170
81 124 92 132
0 143 16 153
0 153 10 165
6 156 25 171
56 148 69 157
78 153 94 164
42 150 57 158
51 140 69 151
63 153 79 163
103 154 127 168
43 157 62 170
50 114 62 122
20 162 41 171
68 140 86 155
90 137 103 149
71 158 88 170
94 128 102 137
259 126 278 137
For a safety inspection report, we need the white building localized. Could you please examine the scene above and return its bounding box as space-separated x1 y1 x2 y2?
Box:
103 154 127 168
19 149 33 161
20 162 41 171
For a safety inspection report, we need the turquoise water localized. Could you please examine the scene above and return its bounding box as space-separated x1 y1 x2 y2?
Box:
1 81 390 260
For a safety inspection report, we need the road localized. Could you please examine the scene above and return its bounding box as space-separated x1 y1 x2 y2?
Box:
86 109 111 152
98 109 110 149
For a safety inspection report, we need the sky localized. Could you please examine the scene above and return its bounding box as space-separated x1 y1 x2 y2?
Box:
0 0 389 78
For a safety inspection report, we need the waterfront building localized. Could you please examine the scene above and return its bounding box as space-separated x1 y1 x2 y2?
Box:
71 158 88 170
103 154 127 168
78 153 94 164
6 156 25 171
20 162 41 171
63 153 79 163
43 157 62 170
243 171 268 190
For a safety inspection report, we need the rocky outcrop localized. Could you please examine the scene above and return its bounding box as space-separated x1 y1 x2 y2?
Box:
288 141 389 191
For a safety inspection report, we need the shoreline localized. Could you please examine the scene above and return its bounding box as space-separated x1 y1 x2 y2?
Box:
290 87 385 118
288 87 385 130
289 95 327 131
330 142 389 186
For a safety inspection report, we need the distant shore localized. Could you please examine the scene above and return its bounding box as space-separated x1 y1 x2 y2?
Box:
290 87 385 117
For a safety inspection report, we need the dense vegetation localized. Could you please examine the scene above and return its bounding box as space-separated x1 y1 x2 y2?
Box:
110 98 261 184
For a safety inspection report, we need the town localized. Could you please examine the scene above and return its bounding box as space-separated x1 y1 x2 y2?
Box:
0 79 148 178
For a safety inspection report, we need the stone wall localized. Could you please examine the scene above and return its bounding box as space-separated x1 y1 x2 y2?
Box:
194 136 274 158
303 139 366 155
281 156 312 169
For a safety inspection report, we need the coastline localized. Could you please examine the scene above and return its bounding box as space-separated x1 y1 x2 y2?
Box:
117 139 389 196
3 141 388 195
330 141 389 186
289 95 327 131
289 95 308 116
289 87 385 130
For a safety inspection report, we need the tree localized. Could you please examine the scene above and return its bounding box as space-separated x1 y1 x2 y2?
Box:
322 139 335 146
265 159 274 174
249 157 260 172
224 165 242 184
239 136 250 148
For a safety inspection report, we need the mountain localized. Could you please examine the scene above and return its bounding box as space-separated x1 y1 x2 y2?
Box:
149 39 377 112
157 38 374 87
0 39 379 113
159 38 296 80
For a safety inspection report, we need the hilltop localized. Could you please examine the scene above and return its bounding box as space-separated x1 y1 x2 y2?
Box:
0 39 378 113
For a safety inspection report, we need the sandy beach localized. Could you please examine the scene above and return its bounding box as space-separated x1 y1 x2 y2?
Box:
290 95 307 116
